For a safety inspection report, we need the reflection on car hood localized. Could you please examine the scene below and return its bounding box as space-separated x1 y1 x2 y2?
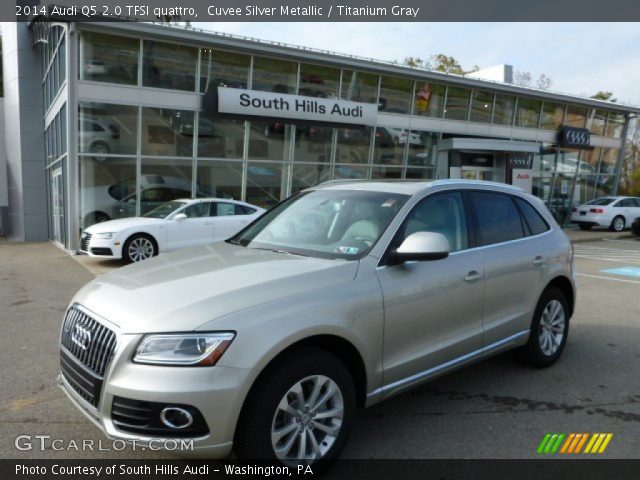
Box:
72 242 359 333
84 217 163 233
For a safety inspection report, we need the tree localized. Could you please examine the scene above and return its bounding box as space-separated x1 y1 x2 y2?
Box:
429 54 478 75
536 74 553 90
402 54 478 75
591 91 617 102
403 57 424 69
619 117 640 195
514 70 532 87
514 71 553 90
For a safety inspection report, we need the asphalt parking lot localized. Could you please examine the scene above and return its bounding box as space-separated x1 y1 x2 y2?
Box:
0 237 638 459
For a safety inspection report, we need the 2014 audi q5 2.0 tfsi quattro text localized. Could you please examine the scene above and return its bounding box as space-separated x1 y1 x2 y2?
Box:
58 180 576 465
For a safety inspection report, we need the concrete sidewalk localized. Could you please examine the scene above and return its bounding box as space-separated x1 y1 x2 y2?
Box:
562 226 637 244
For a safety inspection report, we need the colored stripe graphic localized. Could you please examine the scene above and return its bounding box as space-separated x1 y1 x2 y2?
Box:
539 433 613 454
537 433 565 454
585 433 613 454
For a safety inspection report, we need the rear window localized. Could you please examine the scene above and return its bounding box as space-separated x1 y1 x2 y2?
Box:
586 197 615 206
469 192 525 246
235 205 256 215
515 198 550 236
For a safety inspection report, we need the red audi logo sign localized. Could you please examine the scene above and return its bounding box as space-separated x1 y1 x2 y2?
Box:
559 126 591 149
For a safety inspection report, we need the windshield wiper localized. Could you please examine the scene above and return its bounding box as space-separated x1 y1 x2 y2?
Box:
250 246 308 257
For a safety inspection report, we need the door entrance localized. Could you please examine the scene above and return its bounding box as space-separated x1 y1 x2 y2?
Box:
51 168 65 246
461 166 494 181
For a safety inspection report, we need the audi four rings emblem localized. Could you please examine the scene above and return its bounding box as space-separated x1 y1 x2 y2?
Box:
566 130 589 145
71 324 92 351
560 126 591 148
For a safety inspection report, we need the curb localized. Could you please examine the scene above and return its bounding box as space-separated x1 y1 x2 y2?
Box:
565 233 636 244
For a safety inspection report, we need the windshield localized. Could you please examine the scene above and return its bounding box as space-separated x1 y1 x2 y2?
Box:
142 200 187 219
230 190 409 260
108 178 136 200
586 197 615 206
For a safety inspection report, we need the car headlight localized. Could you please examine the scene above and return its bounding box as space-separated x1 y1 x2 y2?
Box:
94 232 117 240
133 333 235 366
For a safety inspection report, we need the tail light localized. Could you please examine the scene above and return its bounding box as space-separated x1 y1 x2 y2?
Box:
572 207 577 212
590 208 604 214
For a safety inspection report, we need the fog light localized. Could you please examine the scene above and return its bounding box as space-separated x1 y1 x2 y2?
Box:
160 407 194 429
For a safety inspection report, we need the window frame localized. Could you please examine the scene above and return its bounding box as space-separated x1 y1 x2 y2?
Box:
512 197 551 237
179 201 215 219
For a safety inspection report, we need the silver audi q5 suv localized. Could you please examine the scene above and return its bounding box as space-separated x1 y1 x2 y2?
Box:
58 180 575 465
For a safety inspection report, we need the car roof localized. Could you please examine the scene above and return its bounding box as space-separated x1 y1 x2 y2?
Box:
174 197 260 206
311 179 524 196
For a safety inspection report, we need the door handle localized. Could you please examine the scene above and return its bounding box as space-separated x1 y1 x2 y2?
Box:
464 271 482 283
532 256 546 266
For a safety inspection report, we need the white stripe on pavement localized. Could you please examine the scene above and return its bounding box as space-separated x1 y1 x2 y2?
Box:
575 273 640 285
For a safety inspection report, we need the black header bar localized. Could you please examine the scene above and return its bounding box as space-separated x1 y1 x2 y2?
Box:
8 0 640 22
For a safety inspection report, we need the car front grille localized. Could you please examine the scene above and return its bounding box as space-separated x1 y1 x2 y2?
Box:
60 306 117 408
80 233 92 252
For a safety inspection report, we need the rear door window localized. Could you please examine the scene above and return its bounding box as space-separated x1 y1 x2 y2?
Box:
469 191 525 246
215 202 237 216
514 198 550 236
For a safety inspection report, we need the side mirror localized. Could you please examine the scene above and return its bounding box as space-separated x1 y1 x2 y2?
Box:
390 232 450 263
174 213 187 222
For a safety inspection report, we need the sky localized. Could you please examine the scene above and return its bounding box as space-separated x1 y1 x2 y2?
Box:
193 22 640 106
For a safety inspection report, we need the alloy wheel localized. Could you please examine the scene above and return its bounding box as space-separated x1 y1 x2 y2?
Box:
538 299 565 356
128 237 154 262
613 217 625 232
271 375 344 464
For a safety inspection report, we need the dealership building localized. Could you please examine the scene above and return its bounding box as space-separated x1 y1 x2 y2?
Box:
1 19 639 252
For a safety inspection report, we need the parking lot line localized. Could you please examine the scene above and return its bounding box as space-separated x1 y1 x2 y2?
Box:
604 239 640 245
575 272 640 284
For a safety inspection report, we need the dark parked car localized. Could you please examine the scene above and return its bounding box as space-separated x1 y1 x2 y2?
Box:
632 217 640 236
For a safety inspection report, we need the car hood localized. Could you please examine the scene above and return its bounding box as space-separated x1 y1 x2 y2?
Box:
84 217 163 233
72 242 359 333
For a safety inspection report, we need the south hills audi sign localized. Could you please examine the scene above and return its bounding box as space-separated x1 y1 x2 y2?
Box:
215 87 378 126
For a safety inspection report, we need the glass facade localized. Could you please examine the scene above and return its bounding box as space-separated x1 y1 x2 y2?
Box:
469 90 494 123
79 31 138 85
54 27 630 243
515 97 541 128
444 86 471 121
414 82 446 118
143 40 198 91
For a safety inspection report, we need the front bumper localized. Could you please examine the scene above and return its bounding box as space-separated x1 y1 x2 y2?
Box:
58 331 252 458
79 236 123 259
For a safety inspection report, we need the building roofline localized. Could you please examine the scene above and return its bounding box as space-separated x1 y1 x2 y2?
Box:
39 18 640 115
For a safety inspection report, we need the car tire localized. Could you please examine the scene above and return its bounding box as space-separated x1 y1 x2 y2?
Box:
517 286 570 368
122 234 157 264
610 215 625 232
89 141 111 161
234 348 356 468
578 224 593 231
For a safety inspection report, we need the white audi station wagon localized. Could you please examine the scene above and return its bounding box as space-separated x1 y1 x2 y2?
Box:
59 180 576 465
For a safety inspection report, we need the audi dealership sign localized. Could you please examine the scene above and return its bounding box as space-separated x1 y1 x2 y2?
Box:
216 87 378 126
558 126 591 149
